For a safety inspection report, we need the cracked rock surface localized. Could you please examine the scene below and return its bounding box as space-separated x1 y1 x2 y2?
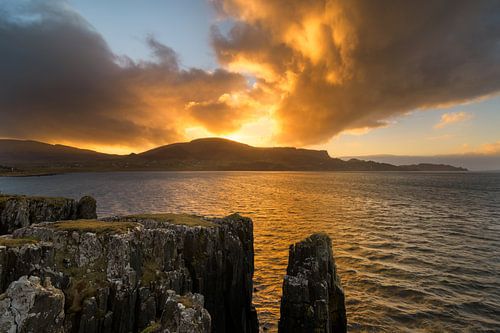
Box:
0 275 65 333
0 194 97 234
0 212 258 333
278 233 347 333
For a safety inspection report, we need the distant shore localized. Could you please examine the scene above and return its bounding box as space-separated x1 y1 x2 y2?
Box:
0 168 470 178
0 138 468 176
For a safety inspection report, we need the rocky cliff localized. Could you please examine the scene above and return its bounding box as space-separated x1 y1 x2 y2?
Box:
278 233 347 333
0 195 350 332
0 194 97 234
0 213 258 333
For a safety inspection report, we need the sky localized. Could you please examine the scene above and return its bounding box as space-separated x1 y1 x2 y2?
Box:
0 0 499 161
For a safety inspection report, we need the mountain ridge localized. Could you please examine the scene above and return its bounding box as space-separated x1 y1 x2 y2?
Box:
0 138 467 175
342 153 500 171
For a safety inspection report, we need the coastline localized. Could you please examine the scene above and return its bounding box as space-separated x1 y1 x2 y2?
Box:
1 171 498 331
0 167 469 178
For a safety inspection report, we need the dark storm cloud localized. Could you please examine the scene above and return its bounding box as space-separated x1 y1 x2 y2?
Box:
213 0 500 145
0 1 249 148
3 0 500 149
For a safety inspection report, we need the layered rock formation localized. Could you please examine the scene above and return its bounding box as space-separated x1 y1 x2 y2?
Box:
278 233 347 333
0 195 350 332
0 213 258 333
0 194 97 234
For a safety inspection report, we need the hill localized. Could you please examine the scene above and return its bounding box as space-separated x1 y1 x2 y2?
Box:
0 139 114 165
342 154 500 171
134 138 333 170
0 138 467 175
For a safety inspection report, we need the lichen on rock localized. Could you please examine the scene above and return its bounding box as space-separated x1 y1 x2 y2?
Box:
160 291 211 333
0 275 65 333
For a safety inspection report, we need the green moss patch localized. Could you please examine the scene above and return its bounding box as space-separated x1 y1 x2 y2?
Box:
50 220 139 234
141 260 161 286
125 213 215 228
54 251 108 313
0 237 39 247
141 322 161 333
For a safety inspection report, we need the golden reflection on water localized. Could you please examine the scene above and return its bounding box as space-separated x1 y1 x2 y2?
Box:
1 171 499 332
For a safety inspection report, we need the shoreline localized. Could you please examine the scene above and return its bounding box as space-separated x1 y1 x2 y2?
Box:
0 168 471 178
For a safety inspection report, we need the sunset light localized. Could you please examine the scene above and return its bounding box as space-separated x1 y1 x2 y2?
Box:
0 1 499 332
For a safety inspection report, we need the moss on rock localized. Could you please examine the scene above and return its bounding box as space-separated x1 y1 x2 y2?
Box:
140 322 161 333
54 251 108 313
141 260 162 287
50 220 139 234
0 237 39 247
125 213 216 228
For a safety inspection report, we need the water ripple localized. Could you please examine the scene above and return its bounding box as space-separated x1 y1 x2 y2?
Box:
1 171 499 332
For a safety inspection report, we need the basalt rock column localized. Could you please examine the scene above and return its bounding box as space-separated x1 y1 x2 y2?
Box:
0 213 258 333
278 233 347 333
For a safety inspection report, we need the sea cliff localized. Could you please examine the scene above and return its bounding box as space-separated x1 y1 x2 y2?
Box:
0 194 347 332
279 233 347 332
0 195 258 333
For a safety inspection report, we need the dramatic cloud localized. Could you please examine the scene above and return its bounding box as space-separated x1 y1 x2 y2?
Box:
434 111 473 129
213 0 500 145
2 0 500 151
0 1 256 149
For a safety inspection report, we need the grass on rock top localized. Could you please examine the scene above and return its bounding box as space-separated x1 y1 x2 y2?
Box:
125 213 216 228
0 237 39 247
50 220 139 234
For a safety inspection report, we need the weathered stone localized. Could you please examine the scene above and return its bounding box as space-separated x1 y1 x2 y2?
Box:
0 194 97 234
6 213 258 333
160 291 211 333
0 237 55 292
111 213 259 333
77 196 98 219
0 276 65 333
278 233 347 333
138 287 157 331
78 297 99 333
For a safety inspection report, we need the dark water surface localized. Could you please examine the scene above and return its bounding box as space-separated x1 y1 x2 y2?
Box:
1 171 499 332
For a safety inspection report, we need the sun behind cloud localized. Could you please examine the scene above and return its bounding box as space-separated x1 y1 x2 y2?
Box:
1 1 500 154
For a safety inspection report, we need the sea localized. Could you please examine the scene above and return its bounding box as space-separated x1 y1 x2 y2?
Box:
1 171 499 332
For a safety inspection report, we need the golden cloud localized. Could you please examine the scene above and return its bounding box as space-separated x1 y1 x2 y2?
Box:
0 2 262 151
213 0 500 145
434 111 473 129
2 1 500 152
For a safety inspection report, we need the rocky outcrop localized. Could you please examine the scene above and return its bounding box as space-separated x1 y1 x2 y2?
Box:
0 213 257 333
0 275 65 333
0 237 54 291
159 291 211 332
0 194 97 234
76 196 98 219
278 233 347 333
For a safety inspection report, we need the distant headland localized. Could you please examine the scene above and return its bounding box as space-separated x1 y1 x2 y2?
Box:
0 138 467 176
